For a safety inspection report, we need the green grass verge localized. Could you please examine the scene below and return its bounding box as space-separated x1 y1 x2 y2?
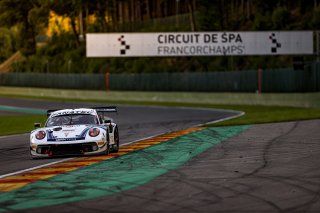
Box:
149 103 320 127
0 86 319 136
205 104 320 127
1 102 320 136
0 115 47 136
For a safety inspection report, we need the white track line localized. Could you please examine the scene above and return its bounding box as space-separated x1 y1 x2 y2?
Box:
202 111 245 126
0 109 244 179
0 158 72 179
121 111 245 146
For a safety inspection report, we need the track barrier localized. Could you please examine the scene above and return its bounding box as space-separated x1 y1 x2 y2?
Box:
0 63 319 92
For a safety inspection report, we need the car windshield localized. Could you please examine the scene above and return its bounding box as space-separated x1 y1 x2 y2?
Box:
45 114 98 127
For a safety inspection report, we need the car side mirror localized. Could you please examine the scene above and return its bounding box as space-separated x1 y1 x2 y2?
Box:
34 123 41 128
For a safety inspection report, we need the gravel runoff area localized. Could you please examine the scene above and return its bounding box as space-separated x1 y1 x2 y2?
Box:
21 119 320 213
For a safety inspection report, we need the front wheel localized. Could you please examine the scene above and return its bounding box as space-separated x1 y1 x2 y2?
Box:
104 144 110 155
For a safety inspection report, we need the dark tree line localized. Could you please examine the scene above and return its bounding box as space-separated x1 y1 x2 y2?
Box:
0 0 319 60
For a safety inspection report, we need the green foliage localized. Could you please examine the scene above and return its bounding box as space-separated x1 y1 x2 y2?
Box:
254 13 272 30
272 6 290 29
0 28 17 63
28 3 50 34
0 115 46 136
208 105 320 127
49 0 80 16
197 0 222 30
312 6 320 29
3 0 319 73
255 0 278 14
0 0 49 57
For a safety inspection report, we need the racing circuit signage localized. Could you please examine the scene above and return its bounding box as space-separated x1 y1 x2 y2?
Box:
86 31 313 57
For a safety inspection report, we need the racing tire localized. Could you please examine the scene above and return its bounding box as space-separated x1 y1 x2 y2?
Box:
113 127 120 153
104 144 110 155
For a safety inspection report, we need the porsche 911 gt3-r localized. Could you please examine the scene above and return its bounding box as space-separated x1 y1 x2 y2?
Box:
30 107 119 158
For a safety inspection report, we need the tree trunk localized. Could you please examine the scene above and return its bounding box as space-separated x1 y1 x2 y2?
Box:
145 0 151 19
223 0 228 28
156 0 161 18
246 0 251 20
112 0 118 31
241 0 244 15
164 0 167 17
20 16 36 56
136 0 141 22
30 24 36 54
187 0 196 31
70 17 80 47
97 0 107 31
231 0 234 15
130 0 135 23
218 0 224 30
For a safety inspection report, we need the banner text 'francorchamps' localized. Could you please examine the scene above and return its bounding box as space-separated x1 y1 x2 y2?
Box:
86 32 313 57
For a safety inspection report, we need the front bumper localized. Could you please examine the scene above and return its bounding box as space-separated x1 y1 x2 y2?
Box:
30 142 108 158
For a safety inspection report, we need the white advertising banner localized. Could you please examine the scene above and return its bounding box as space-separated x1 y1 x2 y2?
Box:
86 31 314 57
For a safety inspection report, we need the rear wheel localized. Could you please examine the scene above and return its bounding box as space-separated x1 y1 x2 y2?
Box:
113 127 120 153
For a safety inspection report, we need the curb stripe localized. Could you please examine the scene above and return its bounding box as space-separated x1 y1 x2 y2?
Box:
0 125 250 212
0 127 203 192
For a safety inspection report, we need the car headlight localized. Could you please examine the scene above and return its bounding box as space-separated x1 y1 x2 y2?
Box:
35 131 46 140
30 143 37 150
89 128 100 137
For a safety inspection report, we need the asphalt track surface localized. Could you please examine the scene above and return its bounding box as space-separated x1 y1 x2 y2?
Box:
0 97 239 176
24 119 320 213
1 97 320 212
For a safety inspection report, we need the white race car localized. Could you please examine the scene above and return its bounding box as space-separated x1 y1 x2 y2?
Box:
30 107 119 158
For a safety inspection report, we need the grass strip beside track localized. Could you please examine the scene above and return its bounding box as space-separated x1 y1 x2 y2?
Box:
0 125 249 212
0 115 46 136
0 86 320 136
0 104 320 136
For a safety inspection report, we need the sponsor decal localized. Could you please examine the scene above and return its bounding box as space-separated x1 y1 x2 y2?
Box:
46 127 90 142
51 110 95 117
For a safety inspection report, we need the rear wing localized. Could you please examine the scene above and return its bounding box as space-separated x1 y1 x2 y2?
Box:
93 106 118 124
93 106 117 113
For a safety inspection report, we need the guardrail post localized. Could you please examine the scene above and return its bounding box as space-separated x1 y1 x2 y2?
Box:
258 65 262 94
105 72 110 91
